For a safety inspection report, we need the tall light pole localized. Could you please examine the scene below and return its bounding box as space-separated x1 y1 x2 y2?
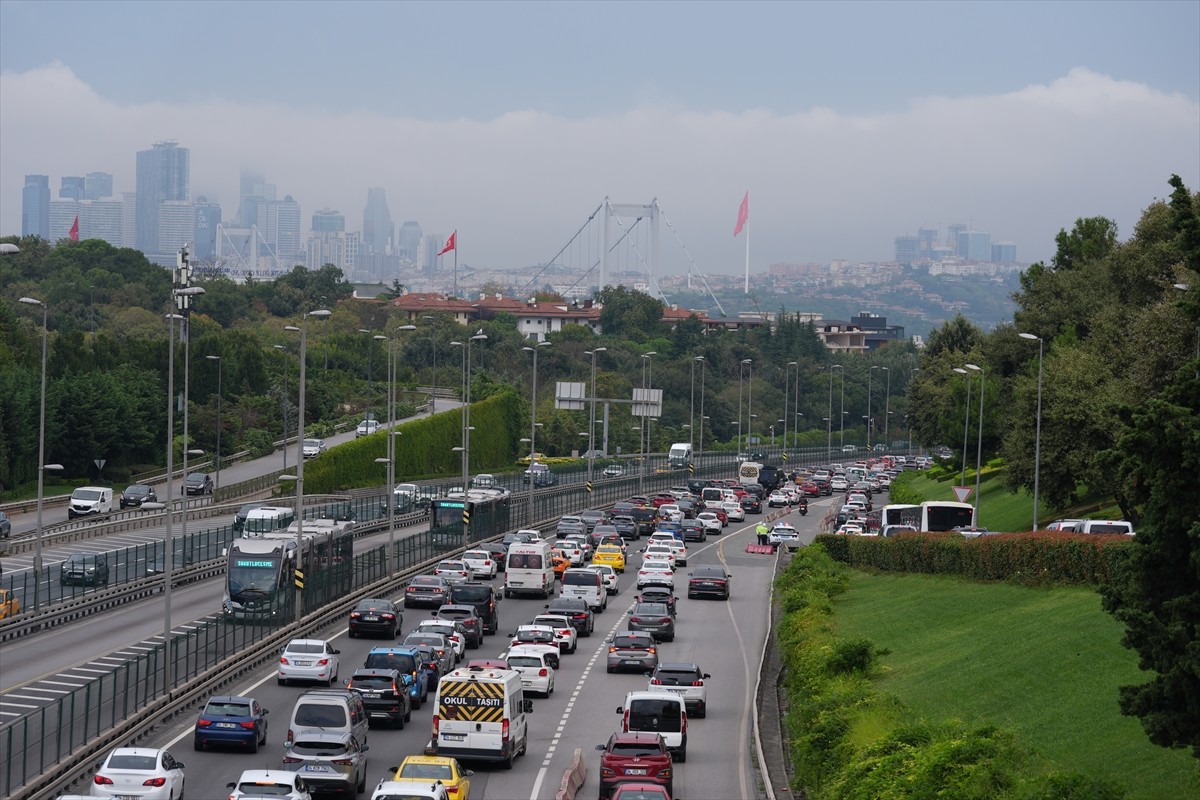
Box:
639 352 656 493
274 344 291 470
695 356 706 460
283 308 330 624
422 315 438 414
953 367 973 485
585 346 604 489
738 359 752 453
826 364 843 457
867 365 877 449
784 361 797 453
205 355 223 490
908 368 920 454
745 360 754 452
452 331 488 490
689 354 699 452
525 341 552 521
1019 334 1044 530
882 366 892 445
965 363 985 521
18 296 58 613
838 365 845 452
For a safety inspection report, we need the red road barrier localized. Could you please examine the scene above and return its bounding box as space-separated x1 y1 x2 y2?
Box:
555 747 586 800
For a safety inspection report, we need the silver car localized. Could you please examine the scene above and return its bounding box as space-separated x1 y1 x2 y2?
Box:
282 729 368 795
606 631 659 674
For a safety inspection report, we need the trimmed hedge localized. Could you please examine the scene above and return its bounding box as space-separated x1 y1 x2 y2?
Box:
303 389 524 492
778 544 1125 799
816 532 1132 586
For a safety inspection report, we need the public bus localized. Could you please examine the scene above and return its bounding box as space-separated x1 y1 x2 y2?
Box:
430 488 512 547
881 503 921 529
919 501 976 532
222 521 354 621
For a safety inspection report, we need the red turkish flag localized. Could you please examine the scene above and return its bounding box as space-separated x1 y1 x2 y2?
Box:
733 192 748 237
437 230 457 256
69 215 80 241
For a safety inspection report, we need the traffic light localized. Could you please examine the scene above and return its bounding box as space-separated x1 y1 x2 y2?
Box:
294 568 305 590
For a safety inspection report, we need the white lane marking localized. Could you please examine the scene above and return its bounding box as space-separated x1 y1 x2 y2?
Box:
5 693 59 701
0 701 39 709
65 667 110 675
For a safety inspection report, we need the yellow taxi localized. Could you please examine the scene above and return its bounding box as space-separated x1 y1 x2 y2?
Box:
592 544 626 573
392 755 473 800
0 588 20 620
551 552 572 581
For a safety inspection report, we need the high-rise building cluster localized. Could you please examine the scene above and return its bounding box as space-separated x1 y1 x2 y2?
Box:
19 141 447 282
893 223 1017 267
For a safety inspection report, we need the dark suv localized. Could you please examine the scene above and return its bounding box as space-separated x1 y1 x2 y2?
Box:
435 604 484 648
447 582 501 635
346 668 411 728
60 552 109 586
546 596 594 636
120 484 158 509
596 731 673 800
183 472 214 495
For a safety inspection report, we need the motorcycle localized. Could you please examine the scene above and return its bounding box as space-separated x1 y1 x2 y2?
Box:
798 500 809 517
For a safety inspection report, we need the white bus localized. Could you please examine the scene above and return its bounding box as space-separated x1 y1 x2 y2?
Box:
242 505 296 536
919 501 976 532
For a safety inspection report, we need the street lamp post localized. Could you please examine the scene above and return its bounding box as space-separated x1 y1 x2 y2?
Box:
838 366 845 451
965 363 985 521
283 309 330 624
585 347 605 489
205 355 223 490
274 344 291 471
525 342 552 522
18 296 54 612
908 368 920 454
452 331 488 491
953 367 973 485
825 365 842 457
639 352 656 493
867 365 877 449
695 357 706 460
784 361 797 452
882 366 891 445
1019 334 1044 530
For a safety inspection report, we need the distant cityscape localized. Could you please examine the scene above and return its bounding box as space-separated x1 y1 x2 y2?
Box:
18 140 1023 322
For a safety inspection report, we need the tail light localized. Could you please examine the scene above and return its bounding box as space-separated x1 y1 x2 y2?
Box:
94 776 114 785
648 647 657 654
692 680 704 686
279 656 290 665
393 682 401 695
143 778 167 787
622 709 630 731
601 766 616 778
196 719 213 727
660 618 671 624
433 717 439 736
650 678 662 685
286 728 294 744
317 658 329 666
609 646 617 653
682 711 688 734
381 612 394 620
332 757 354 766
502 717 510 743
282 755 302 764
240 720 257 729
538 668 548 677
350 612 361 618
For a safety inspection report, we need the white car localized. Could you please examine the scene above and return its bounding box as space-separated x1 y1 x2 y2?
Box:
503 645 556 696
92 747 186 800
830 476 849 491
414 619 467 660
660 539 688 567
836 523 866 536
553 540 585 566
767 490 790 508
588 563 620 595
721 501 746 522
647 532 680 547
355 419 381 437
696 512 722 533
636 559 675 590
227 769 312 800
509 625 562 666
564 533 593 560
531 613 578 653
461 549 498 579
433 559 470 584
301 438 326 459
278 639 340 686
371 781 450 800
657 504 684 523
642 545 677 570
770 523 802 549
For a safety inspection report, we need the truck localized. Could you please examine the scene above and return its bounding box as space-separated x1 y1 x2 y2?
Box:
757 464 783 491
668 443 693 469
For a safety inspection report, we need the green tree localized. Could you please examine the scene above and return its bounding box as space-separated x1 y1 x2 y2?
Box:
595 286 666 342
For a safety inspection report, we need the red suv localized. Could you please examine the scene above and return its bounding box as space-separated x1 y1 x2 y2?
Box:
596 731 673 800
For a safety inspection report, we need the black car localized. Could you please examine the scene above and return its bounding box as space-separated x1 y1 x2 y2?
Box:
346 668 411 728
348 597 402 638
610 515 639 541
578 509 607 532
636 586 678 617
120 484 158 509
60 552 109 586
545 596 594 636
435 604 484 648
183 472 214 496
740 495 762 514
627 601 675 642
448 581 502 635
404 575 450 608
680 520 706 543
476 542 508 571
688 565 732 600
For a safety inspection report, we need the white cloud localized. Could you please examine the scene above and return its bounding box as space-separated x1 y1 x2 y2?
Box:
2 63 1196 272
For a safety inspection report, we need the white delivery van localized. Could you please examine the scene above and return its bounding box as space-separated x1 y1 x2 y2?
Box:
616 691 688 762
68 486 114 519
243 505 297 536
559 568 607 612
668 443 693 469
1079 520 1135 535
426 665 532 768
504 540 555 599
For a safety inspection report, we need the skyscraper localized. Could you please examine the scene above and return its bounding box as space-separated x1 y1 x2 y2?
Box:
423 234 444 275
194 197 222 260
85 172 114 200
991 241 1017 263
894 235 919 265
397 220 422 262
60 177 86 200
22 175 50 238
947 223 968 253
135 141 190 253
956 230 992 262
236 170 276 227
362 188 394 256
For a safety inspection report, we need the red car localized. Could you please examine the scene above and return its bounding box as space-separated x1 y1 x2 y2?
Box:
610 783 673 800
706 505 728 525
799 481 820 497
597 731 674 800
651 493 676 508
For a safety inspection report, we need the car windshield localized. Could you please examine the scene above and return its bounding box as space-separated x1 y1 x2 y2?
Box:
236 782 296 797
410 577 442 587
293 705 348 727
628 699 682 731
634 603 668 615
106 754 157 770
653 668 699 684
507 655 543 668
74 489 103 500
204 701 252 716
610 742 664 757
286 642 324 654
350 676 395 690
291 738 350 755
613 635 653 648
366 652 417 672
399 763 453 780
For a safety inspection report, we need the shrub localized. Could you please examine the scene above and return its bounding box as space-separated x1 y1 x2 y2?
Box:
243 428 275 458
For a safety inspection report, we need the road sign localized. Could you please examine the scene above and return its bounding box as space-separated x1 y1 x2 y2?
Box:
952 486 973 503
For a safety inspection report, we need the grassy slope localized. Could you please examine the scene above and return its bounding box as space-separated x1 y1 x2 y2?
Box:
833 570 1199 799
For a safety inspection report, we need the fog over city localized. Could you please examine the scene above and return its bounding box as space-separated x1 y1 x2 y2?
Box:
2 1 1197 274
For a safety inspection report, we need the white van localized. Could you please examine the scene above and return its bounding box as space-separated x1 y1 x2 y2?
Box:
1079 520 1135 535
668 443 693 469
68 486 113 519
243 505 296 536
427 665 532 768
504 540 555 599
616 691 688 761
560 568 607 612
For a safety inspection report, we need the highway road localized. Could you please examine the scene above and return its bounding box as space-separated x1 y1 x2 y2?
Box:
44 498 833 799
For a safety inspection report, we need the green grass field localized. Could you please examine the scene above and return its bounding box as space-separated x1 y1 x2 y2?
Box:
831 570 1198 798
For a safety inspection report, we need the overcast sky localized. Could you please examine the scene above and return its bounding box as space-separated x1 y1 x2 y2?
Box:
2 0 1197 275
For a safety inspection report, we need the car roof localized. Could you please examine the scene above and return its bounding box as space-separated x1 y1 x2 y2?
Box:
656 662 701 671
235 769 300 783
352 668 400 677
292 728 353 743
207 694 255 704
285 638 329 647
108 746 165 757
610 731 667 744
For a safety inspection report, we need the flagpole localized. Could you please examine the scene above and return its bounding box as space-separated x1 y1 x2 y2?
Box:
744 218 750 294
454 246 458 299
